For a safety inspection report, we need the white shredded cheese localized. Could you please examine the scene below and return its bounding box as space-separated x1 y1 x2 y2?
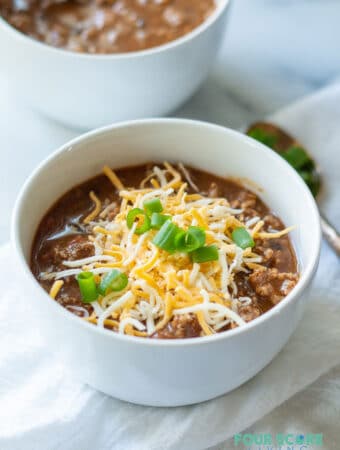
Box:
174 290 246 327
246 216 260 228
189 263 200 286
119 317 146 334
153 166 168 187
219 250 229 293
98 291 134 328
91 301 104 316
62 255 115 268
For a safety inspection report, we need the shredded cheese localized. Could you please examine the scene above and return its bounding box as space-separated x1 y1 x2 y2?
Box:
173 297 245 327
103 165 124 191
196 311 213 335
49 280 64 299
83 191 101 224
98 291 134 327
119 317 146 334
62 255 116 268
256 226 296 239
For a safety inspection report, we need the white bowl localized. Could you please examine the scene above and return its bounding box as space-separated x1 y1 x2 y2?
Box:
0 0 230 130
12 119 321 407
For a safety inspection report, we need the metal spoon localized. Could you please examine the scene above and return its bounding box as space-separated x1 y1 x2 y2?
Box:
246 122 340 256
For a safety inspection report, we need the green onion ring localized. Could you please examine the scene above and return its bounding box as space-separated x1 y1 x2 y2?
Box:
76 271 98 303
151 213 171 230
153 220 182 254
175 226 206 253
98 269 128 296
144 198 163 215
190 245 219 263
126 208 151 235
231 227 255 249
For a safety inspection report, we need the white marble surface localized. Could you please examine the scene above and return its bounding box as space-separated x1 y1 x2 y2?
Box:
1 0 340 244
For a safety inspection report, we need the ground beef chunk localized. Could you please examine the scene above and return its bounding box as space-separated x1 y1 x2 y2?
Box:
255 237 296 272
231 190 265 223
238 304 261 322
208 182 219 198
249 268 298 305
261 247 275 264
152 314 202 339
230 190 257 210
263 213 283 231
106 204 120 221
58 292 91 313
39 234 94 268
52 234 94 262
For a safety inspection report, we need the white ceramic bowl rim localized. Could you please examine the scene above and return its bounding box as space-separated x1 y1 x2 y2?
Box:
12 118 321 348
0 0 229 60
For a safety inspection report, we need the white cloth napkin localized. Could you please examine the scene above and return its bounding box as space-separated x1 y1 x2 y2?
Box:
1 84 340 450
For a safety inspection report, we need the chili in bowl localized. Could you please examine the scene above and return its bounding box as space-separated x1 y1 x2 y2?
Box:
1 0 216 54
31 162 299 339
12 119 321 406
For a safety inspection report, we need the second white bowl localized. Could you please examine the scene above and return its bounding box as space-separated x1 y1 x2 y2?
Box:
0 0 230 129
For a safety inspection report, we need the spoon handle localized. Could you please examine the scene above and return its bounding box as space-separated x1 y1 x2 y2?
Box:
320 212 340 256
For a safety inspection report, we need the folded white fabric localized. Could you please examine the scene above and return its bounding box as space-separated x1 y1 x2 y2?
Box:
1 84 340 450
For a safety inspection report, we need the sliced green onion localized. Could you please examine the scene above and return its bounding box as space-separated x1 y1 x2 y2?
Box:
173 229 186 250
299 169 313 185
301 158 315 172
175 226 206 253
76 271 98 303
153 220 181 254
248 128 277 149
150 213 171 230
299 169 321 197
144 198 163 215
98 269 128 296
232 227 255 249
190 245 219 263
126 208 151 235
282 146 310 170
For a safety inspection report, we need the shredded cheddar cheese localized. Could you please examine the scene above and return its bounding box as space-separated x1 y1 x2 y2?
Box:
103 165 125 191
196 311 214 335
83 191 101 224
49 280 64 299
256 226 296 239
